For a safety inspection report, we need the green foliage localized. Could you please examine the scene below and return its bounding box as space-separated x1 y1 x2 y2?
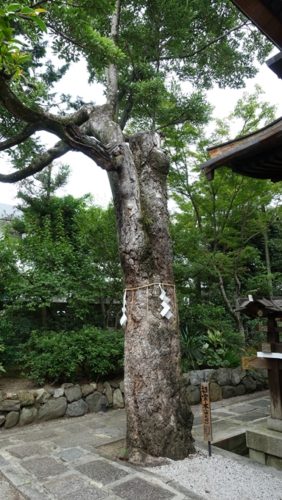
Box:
169 88 281 361
20 327 124 385
201 329 242 368
0 2 46 78
180 326 205 371
180 325 242 371
0 168 122 378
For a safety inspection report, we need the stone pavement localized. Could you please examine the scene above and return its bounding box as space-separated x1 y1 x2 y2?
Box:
0 390 270 500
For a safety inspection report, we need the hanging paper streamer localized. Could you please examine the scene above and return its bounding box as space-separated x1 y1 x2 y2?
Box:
120 290 127 327
159 285 173 320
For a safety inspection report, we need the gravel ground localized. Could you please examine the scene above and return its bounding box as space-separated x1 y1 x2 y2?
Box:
149 447 282 500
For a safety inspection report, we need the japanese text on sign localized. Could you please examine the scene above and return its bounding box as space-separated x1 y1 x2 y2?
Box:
200 382 213 442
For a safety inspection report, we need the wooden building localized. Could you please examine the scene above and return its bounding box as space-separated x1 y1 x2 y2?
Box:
200 2 282 467
201 0 282 183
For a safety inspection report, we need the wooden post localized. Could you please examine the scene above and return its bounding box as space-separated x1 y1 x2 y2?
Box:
267 317 282 420
200 382 213 456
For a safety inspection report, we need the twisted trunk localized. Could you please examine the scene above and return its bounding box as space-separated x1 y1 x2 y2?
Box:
105 128 195 462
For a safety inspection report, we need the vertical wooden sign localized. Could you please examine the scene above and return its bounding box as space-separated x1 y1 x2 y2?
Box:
200 382 213 453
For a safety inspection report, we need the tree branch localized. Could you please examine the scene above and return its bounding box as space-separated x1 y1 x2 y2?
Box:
0 75 92 128
0 141 69 183
107 0 121 117
217 268 237 321
0 75 114 170
0 124 38 151
155 21 249 62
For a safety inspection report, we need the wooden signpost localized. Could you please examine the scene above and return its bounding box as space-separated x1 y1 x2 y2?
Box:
200 382 213 456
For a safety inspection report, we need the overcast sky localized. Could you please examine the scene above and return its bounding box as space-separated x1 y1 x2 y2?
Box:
1 57 282 208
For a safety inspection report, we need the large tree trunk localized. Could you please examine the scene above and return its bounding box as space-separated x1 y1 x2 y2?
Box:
108 131 195 463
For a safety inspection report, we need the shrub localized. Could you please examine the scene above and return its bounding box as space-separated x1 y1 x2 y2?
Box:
20 327 124 384
181 327 242 371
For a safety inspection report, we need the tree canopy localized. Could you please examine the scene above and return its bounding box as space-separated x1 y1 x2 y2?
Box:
0 0 272 185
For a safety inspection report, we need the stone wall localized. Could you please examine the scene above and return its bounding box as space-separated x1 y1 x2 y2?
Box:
182 367 268 405
0 367 268 430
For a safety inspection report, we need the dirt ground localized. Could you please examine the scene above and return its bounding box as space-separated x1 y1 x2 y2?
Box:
0 377 37 393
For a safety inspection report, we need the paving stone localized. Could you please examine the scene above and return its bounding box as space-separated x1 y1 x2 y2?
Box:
234 410 268 422
212 410 237 417
57 447 87 462
18 429 57 442
75 459 129 485
61 485 107 500
248 399 270 408
60 422 88 434
193 415 220 426
52 432 112 450
112 477 175 500
17 483 51 500
0 454 9 466
208 419 242 435
1 464 32 486
44 473 93 496
21 456 68 480
8 443 48 459
0 439 13 448
231 403 257 414
0 471 25 500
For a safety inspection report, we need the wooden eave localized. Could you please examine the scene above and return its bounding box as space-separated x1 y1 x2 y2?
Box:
232 0 282 49
202 117 282 182
236 297 282 318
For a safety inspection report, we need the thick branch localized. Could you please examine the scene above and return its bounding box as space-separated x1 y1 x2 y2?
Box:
0 75 92 128
0 141 69 183
0 76 114 170
0 124 37 151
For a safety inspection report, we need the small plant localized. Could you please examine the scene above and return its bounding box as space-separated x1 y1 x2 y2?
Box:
201 329 241 368
180 326 205 371
181 325 242 371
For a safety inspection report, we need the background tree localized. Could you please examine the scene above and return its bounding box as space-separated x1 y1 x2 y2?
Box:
169 88 282 362
0 0 273 461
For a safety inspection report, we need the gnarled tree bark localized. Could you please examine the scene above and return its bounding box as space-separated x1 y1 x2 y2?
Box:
106 126 195 462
